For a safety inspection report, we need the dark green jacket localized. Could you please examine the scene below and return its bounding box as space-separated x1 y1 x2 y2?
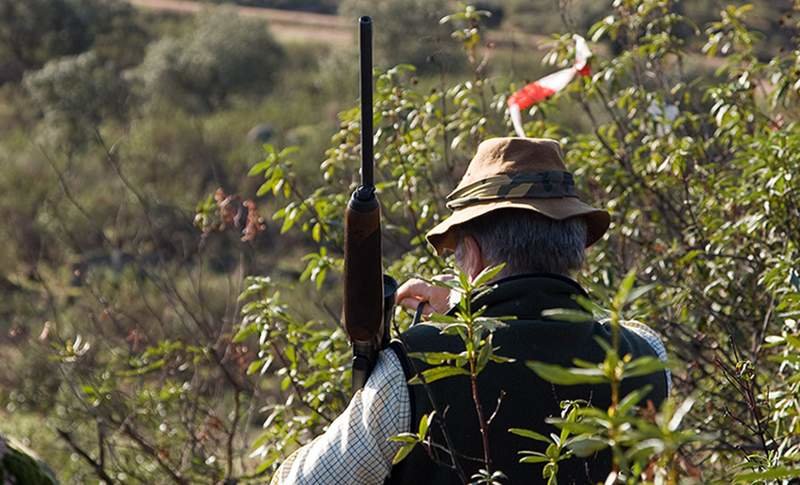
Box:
0 434 58 485
387 273 668 484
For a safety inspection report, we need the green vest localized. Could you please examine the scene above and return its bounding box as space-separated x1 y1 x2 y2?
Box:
387 274 668 484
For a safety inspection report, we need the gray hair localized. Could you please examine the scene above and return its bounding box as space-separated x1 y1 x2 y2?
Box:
454 209 587 277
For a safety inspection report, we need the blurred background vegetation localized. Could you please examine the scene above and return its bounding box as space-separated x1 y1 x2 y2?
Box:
1 0 799 483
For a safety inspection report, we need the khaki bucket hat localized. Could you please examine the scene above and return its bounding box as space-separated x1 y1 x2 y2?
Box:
426 137 610 255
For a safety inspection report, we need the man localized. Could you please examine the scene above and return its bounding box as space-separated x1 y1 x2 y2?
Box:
272 137 669 484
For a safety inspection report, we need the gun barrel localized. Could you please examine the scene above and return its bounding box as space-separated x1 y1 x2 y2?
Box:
359 16 373 189
343 15 383 344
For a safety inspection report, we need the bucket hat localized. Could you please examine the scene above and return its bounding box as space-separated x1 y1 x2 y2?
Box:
426 137 610 255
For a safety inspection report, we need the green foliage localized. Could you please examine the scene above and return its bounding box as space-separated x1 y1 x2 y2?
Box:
238 276 351 473
65 0 149 68
134 9 285 112
231 0 338 14
386 264 515 482
1 0 800 482
338 0 456 70
0 0 90 74
523 270 701 484
0 0 146 79
23 51 128 144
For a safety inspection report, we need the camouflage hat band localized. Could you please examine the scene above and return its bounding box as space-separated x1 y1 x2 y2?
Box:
446 171 577 209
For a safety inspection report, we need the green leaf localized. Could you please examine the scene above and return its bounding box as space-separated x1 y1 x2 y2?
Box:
392 443 416 465
734 467 800 482
625 283 656 305
489 354 515 364
519 455 550 464
256 182 273 197
509 428 551 443
617 385 653 415
418 411 435 439
280 375 291 391
527 361 608 385
388 433 418 444
233 324 258 343
668 396 696 431
424 313 459 324
566 437 609 457
246 359 263 375
613 268 638 310
474 317 508 332
407 351 464 365
278 146 299 158
248 160 270 176
472 263 506 288
785 334 800 349
541 308 594 323
623 356 665 378
409 366 469 385
285 346 297 365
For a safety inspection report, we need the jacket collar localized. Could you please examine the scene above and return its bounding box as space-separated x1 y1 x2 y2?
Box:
465 273 588 320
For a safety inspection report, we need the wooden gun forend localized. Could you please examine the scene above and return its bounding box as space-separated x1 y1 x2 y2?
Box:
343 192 383 343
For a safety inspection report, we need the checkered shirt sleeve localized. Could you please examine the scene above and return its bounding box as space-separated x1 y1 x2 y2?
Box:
621 320 672 394
270 348 410 485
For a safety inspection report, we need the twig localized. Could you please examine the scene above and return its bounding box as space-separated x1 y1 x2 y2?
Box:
391 317 469 483
227 389 242 480
56 428 116 484
122 423 188 485
270 341 334 424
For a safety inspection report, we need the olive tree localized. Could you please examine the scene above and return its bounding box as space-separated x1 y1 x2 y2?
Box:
0 0 144 82
23 51 128 146
338 0 455 70
134 9 285 112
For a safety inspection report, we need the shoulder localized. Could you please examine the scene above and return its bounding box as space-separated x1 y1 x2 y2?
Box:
370 346 406 388
619 320 668 362
616 319 672 395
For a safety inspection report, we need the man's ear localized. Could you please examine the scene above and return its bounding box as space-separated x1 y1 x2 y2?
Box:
461 235 486 281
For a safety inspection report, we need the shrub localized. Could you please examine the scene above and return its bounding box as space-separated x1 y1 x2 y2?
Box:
23 51 128 146
134 9 285 112
338 0 457 70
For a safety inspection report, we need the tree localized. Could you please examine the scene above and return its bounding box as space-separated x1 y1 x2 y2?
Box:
134 9 285 112
338 0 455 70
0 0 89 79
0 0 145 83
23 51 128 146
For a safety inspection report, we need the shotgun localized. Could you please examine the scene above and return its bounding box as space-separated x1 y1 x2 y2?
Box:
343 16 397 393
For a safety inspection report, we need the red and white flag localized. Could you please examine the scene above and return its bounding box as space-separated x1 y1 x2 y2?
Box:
508 35 592 137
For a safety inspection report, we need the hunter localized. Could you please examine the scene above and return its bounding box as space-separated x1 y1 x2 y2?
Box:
272 137 670 484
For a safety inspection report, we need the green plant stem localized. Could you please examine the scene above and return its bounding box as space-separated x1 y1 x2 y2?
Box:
465 286 493 476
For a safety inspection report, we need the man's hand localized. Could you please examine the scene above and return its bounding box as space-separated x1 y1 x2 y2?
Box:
395 276 453 317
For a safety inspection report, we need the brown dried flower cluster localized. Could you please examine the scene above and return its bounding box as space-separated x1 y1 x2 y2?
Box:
212 188 266 242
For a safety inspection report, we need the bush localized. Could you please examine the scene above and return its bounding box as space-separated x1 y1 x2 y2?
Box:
0 0 146 82
134 9 285 112
0 0 90 75
338 0 457 70
23 51 128 146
